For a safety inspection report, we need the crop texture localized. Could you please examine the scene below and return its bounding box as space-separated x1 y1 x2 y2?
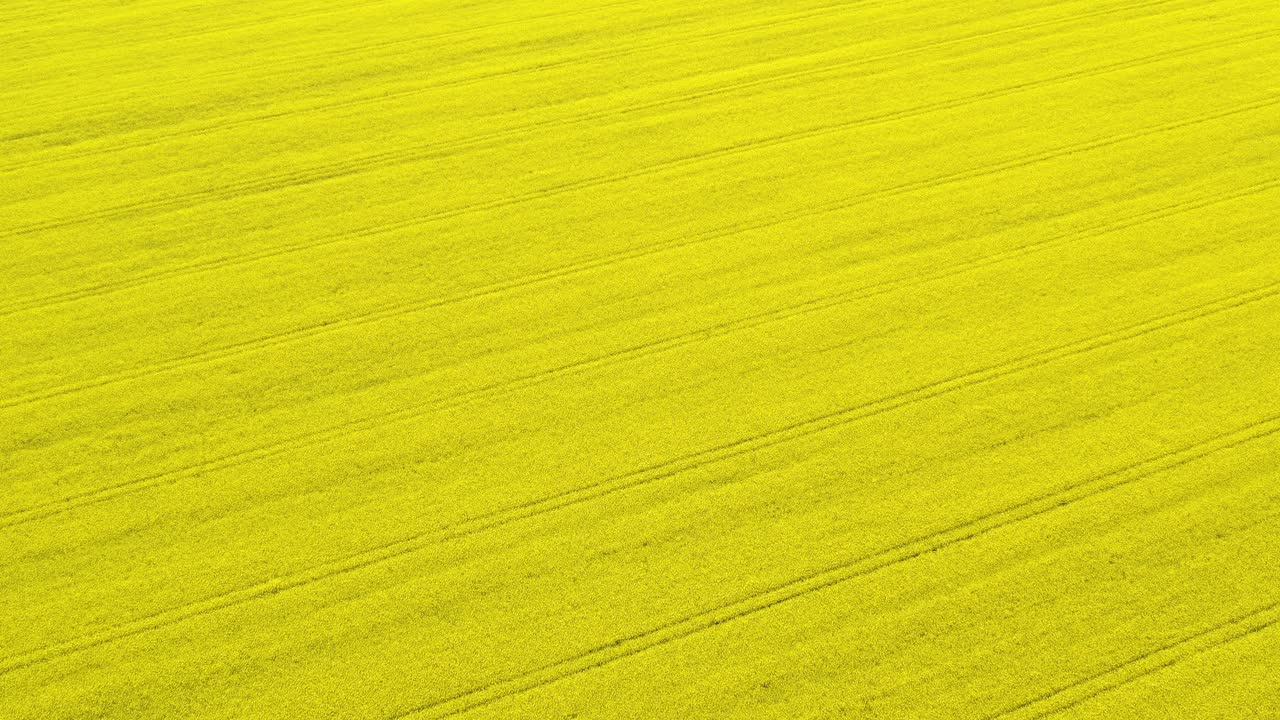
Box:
2 0 1278 718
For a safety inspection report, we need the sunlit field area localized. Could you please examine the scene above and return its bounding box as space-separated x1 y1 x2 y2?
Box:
2 0 1278 717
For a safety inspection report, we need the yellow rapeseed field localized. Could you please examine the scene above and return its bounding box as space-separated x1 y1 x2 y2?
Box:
2 0 1278 717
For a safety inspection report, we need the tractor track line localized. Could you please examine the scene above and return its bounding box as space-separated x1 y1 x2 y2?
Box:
0 0 647 86
390 419 1280 719
0 0 1178 172
3 24 1259 241
1 282 1276 678
987 599 1280 719
0 31 1267 327
0 26 1260 321
1 89 1275 411
0 0 888 146
2 175 1273 530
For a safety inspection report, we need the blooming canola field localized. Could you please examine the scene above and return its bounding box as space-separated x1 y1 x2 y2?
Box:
1 0 1279 717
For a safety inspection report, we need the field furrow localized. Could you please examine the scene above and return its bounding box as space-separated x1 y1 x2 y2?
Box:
3 0 1277 718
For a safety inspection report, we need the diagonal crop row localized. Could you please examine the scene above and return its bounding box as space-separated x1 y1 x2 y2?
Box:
2 174 1274 531
389 417 1280 719
1 275 1276 680
0 8 1250 323
3 19 1258 244
0 0 1206 319
0 0 1189 173
2 87 1275 414
0 0 878 144
987 598 1280 719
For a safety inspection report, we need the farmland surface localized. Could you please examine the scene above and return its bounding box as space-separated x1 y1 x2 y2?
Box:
2 0 1279 718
